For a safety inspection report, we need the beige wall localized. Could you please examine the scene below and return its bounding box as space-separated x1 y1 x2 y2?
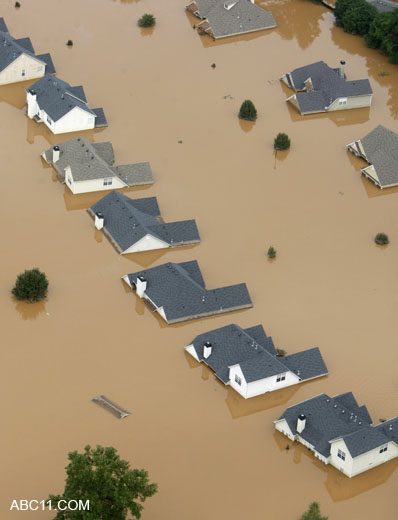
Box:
328 94 372 112
0 53 45 85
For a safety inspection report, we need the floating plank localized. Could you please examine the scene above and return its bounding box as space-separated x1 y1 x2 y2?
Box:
92 395 130 419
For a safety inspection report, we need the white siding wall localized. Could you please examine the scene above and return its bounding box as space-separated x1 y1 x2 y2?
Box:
329 439 354 476
185 344 200 362
340 441 398 477
228 365 247 396
68 175 126 194
229 365 300 399
0 53 45 85
123 234 170 254
274 419 295 440
53 106 96 134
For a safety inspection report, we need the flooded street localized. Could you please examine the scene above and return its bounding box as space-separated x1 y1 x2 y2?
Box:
2 0 398 518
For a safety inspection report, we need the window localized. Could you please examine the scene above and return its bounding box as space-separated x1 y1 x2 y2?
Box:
337 449 346 461
47 115 52 125
338 98 347 105
234 374 242 386
103 178 113 186
21 69 25 76
379 445 388 454
87 117 94 125
67 177 72 185
37 65 43 72
276 373 286 383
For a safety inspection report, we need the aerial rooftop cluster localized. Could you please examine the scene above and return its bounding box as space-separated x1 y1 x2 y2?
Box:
3 4 397 491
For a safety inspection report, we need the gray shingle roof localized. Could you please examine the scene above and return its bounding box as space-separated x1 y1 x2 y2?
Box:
189 323 277 383
276 393 397 458
0 24 55 75
282 348 328 381
351 125 398 188
27 74 104 123
189 325 327 384
42 137 154 187
366 0 398 12
0 18 8 33
285 61 372 113
89 191 200 253
192 0 276 38
124 261 253 323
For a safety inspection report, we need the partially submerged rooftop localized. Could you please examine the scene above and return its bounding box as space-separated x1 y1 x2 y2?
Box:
276 392 398 459
123 261 253 324
88 191 200 254
42 136 154 187
347 125 398 188
281 61 372 114
188 323 327 384
28 74 106 127
186 0 276 39
0 18 55 75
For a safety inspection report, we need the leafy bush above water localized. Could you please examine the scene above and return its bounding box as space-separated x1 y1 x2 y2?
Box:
138 14 156 27
12 268 48 303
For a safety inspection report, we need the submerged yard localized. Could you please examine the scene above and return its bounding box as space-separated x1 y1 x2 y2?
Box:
1 0 398 518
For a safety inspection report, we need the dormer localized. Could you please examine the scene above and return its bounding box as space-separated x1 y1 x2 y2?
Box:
304 77 313 92
224 0 238 10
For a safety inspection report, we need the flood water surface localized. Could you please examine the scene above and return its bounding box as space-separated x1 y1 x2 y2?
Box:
1 0 398 518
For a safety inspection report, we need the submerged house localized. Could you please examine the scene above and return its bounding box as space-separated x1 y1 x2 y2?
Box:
281 61 373 115
275 392 398 478
26 74 107 134
88 191 200 254
41 137 153 193
185 323 327 399
347 125 398 189
0 18 55 85
186 0 276 39
122 261 252 324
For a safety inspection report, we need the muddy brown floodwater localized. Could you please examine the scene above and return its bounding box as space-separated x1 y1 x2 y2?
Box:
1 0 398 518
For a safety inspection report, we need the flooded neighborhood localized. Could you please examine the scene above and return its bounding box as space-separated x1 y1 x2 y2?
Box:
1 0 398 518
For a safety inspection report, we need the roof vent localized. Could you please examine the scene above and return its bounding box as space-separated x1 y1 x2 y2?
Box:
389 424 393 431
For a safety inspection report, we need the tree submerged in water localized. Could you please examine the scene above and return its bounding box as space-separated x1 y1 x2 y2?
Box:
138 14 156 27
300 502 328 520
12 268 48 303
238 100 257 121
274 133 291 150
267 246 277 259
375 232 389 245
48 445 158 519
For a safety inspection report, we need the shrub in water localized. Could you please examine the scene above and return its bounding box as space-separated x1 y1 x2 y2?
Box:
267 246 277 259
66 40 73 46
238 100 257 121
274 133 291 150
375 233 389 245
12 268 48 303
138 14 156 27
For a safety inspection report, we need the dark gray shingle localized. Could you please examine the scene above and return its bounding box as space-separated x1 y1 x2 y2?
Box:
285 61 372 114
276 392 397 458
125 261 253 323
28 74 105 124
42 136 154 187
89 191 200 253
191 0 276 38
189 324 327 385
